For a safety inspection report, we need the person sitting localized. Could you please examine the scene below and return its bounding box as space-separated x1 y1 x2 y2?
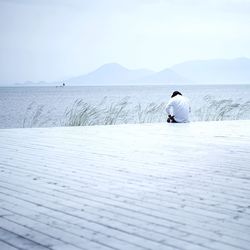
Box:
166 91 191 123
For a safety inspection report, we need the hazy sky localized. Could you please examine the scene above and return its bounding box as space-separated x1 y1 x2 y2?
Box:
0 0 250 84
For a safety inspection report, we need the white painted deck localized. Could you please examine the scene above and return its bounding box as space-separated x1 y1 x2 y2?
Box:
0 120 250 250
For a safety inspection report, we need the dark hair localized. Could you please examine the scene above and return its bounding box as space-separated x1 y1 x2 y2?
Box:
171 91 182 98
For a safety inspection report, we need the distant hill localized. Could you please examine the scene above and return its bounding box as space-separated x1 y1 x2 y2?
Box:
68 63 155 85
171 57 250 84
138 68 190 84
67 58 250 85
11 57 250 86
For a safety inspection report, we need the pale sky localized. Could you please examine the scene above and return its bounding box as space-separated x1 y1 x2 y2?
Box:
0 0 250 84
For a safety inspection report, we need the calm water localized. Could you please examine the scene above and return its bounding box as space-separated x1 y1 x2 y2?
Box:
0 84 250 128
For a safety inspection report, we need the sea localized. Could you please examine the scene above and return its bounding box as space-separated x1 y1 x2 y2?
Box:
0 84 250 129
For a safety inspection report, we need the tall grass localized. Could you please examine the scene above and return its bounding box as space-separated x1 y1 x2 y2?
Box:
22 102 56 128
195 95 250 121
63 97 166 126
22 95 250 128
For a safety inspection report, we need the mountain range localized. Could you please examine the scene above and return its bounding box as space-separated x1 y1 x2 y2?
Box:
67 63 189 85
67 57 250 85
171 57 250 84
12 57 250 86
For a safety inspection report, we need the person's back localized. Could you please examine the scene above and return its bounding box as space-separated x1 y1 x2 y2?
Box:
166 91 191 123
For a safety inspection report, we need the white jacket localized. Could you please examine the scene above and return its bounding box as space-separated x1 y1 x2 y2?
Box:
166 95 191 123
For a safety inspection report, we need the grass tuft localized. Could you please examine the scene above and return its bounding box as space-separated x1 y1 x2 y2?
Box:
22 95 250 128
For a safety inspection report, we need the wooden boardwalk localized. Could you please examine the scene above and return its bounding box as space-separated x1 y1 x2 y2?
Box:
0 120 250 250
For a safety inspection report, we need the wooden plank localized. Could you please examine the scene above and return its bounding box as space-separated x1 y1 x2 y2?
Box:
0 240 20 250
0 121 250 250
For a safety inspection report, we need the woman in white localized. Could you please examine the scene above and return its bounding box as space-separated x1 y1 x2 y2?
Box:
166 91 191 123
